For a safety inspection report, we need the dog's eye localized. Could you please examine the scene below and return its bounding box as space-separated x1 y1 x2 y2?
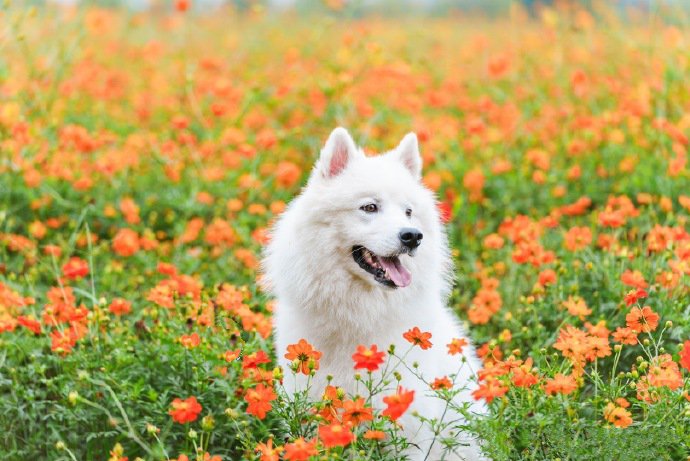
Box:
406 208 412 217
360 203 378 213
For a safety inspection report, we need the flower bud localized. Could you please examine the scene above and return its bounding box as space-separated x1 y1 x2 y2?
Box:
201 415 215 431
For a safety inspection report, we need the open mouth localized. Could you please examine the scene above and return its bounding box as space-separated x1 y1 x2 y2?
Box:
352 246 412 288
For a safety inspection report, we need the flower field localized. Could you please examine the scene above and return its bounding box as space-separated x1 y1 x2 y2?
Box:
2 3 690 460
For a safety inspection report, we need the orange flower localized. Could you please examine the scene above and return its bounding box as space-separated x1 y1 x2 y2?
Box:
363 430 386 440
562 296 591 320
318 422 355 448
109 298 132 316
175 0 190 12
169 396 202 424
29 220 47 239
603 402 632 428
645 354 682 391
483 233 504 250
472 378 508 403
615 397 630 408
318 385 344 422
51 328 79 354
245 384 277 420
112 228 140 257
341 398 373 425
447 337 468 355
157 262 178 276
544 373 578 395
487 53 510 78
563 226 592 251
119 197 141 224
275 161 301 188
538 269 557 286
283 438 318 461
431 376 453 390
625 306 659 333
511 359 539 388
147 283 175 309
224 349 241 362
403 327 433 350
284 339 323 375
680 340 690 371
179 333 200 348
382 386 415 420
352 344 385 372
255 439 282 461
612 327 638 345
620 270 648 289
624 288 648 306
62 257 89 279
43 244 62 257
553 324 611 366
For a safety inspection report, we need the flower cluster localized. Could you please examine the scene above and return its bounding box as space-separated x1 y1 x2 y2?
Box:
1 2 690 460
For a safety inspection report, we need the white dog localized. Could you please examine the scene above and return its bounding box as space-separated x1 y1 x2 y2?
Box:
263 128 486 460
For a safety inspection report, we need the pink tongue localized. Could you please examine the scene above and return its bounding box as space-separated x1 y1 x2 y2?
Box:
378 257 412 287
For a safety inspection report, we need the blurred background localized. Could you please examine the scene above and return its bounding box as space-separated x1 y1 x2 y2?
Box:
38 0 690 17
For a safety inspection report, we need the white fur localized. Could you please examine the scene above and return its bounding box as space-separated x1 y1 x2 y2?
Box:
263 128 487 460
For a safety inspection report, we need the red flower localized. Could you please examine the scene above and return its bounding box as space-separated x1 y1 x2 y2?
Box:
438 201 452 223
382 386 415 420
403 327 433 350
242 350 271 369
352 344 385 372
318 422 355 448
17 316 41 334
245 384 277 419
624 288 648 306
169 396 202 424
62 257 89 279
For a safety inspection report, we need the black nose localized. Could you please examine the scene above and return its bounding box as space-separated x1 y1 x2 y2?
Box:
399 227 423 249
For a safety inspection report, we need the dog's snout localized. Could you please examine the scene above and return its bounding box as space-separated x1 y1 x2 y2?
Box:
399 227 423 249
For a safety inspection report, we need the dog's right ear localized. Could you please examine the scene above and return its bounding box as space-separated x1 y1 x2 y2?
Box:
317 127 361 179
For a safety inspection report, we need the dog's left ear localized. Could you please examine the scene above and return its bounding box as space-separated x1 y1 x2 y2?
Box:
394 133 422 179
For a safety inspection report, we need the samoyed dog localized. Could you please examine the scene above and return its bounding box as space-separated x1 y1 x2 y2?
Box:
263 128 486 460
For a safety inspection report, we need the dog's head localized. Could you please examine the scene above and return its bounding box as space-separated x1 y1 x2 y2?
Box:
301 127 443 291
